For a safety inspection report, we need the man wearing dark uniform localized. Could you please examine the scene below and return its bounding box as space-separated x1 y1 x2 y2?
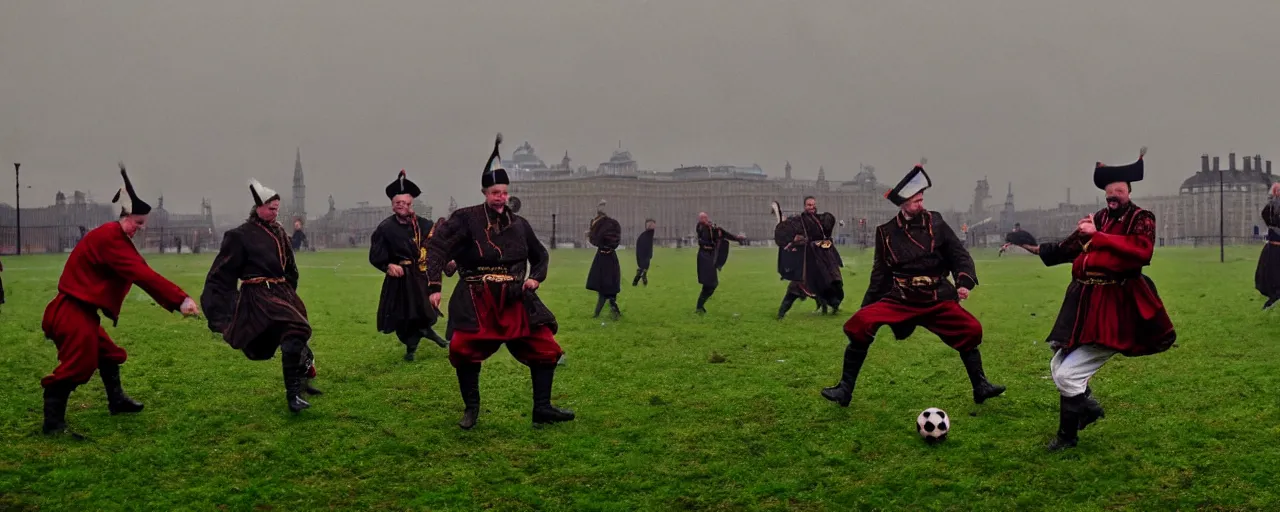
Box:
999 223 1037 257
694 212 746 314
1256 183 1280 309
821 161 1006 409
202 179 321 414
0 255 5 314
632 219 656 287
585 200 623 319
291 219 309 252
369 170 448 361
775 197 844 318
426 133 574 430
1014 148 1176 450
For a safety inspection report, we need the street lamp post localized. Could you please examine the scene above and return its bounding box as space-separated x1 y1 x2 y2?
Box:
550 213 557 249
14 163 20 255
1219 166 1225 263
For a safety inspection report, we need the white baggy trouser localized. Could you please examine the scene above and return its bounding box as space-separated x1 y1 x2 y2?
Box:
1049 344 1119 397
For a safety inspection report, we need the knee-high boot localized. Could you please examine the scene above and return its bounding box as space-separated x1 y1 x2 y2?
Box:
281 351 310 413
607 296 621 319
530 364 575 425
592 294 607 318
959 349 1007 404
1048 393 1085 451
777 293 799 319
821 343 869 407
1078 387 1105 430
398 329 422 361
423 327 449 348
42 382 85 439
99 362 144 414
456 363 481 430
696 287 714 313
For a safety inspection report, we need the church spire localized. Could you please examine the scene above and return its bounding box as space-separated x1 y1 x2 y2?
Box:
291 147 306 220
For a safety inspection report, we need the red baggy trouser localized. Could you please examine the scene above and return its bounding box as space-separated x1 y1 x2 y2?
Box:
842 299 983 351
40 293 126 387
449 283 563 368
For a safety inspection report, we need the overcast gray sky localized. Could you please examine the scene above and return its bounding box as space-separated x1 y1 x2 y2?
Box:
3 0 1279 215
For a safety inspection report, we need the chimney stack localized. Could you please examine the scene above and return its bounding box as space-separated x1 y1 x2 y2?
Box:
1201 154 1210 172
1230 153 1237 171
1256 155 1263 173
1269 160 1273 176
1245 158 1253 172
1213 156 1220 171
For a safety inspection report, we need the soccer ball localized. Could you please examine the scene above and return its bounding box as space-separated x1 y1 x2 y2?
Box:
916 407 950 444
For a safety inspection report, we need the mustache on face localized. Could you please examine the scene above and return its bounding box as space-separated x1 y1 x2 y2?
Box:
1106 196 1121 203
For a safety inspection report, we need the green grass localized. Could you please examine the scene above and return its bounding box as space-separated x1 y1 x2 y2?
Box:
1 245 1278 511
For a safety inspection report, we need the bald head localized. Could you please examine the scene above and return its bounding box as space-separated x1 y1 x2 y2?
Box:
698 212 710 225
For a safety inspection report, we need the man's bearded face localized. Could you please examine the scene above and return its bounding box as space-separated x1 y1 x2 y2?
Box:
1104 182 1130 210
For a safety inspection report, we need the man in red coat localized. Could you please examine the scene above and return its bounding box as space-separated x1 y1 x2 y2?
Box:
1014 147 1176 451
40 165 200 438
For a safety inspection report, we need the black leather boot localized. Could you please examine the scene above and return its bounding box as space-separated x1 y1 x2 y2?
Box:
829 282 845 314
99 362 144 415
632 270 643 287
1078 387 1105 430
607 297 621 320
281 352 310 413
821 344 869 407
1048 394 1083 451
42 382 85 439
777 294 799 319
303 377 324 396
456 364 481 430
301 355 322 396
593 294 606 318
959 349 1007 404
399 331 422 361
696 288 713 314
530 364 575 425
424 328 449 348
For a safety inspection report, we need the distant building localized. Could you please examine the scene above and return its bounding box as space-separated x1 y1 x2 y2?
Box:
961 152 1277 247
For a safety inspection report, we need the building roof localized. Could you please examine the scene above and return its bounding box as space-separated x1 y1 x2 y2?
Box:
1179 169 1274 191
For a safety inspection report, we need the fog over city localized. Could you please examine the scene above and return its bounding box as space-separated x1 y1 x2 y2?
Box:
3 0 1280 214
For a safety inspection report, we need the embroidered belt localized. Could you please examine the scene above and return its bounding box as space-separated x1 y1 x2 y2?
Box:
464 274 516 284
598 248 614 255
242 277 286 286
1075 277 1119 285
700 244 715 250
1075 272 1137 286
1269 241 1280 246
814 240 833 249
894 275 943 287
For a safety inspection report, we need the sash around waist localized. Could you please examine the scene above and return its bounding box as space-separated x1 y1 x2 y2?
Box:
242 276 286 286
892 274 946 287
459 266 518 283
1074 271 1141 286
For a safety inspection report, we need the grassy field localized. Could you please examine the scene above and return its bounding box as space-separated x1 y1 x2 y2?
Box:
1 244 1278 511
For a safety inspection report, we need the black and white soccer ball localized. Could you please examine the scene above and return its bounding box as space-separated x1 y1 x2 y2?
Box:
916 407 949 444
